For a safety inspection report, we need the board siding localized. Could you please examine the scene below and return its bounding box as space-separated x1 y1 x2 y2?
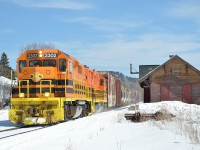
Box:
170 85 182 101
192 84 200 104
161 85 170 101
151 84 160 102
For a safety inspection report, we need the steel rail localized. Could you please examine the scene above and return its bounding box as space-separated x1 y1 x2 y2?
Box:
0 125 49 140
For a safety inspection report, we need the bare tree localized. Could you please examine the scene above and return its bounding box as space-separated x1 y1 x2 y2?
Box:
19 42 55 56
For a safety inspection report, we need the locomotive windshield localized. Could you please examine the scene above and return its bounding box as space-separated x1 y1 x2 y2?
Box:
43 60 56 67
29 60 56 67
29 60 42 67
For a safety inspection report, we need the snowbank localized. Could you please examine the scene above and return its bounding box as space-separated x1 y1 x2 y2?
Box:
0 76 11 85
0 101 199 150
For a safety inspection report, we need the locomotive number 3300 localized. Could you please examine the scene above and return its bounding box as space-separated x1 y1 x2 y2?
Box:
44 53 57 58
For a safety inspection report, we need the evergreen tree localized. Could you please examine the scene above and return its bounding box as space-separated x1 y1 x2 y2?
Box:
0 52 9 67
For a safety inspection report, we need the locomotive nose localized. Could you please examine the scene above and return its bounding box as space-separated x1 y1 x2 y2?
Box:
30 72 44 82
21 67 57 82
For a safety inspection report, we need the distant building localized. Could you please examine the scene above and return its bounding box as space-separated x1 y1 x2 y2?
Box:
139 55 200 105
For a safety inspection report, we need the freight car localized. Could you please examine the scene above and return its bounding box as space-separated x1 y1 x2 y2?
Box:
98 71 122 107
9 49 125 126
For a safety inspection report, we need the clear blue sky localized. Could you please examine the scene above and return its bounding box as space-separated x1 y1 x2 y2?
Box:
0 0 200 77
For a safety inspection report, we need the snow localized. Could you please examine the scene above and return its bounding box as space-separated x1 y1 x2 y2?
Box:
0 101 200 150
0 76 12 85
0 109 16 131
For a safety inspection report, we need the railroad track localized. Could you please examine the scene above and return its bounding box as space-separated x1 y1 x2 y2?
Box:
0 127 20 133
0 105 130 140
0 125 49 140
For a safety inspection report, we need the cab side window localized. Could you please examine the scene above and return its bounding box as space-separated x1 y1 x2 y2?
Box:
59 58 67 72
69 62 73 73
100 79 104 86
19 60 26 73
43 60 56 67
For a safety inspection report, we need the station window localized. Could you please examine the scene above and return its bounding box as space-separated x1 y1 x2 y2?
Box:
59 58 67 72
19 60 26 73
172 64 180 75
29 60 42 67
43 60 56 67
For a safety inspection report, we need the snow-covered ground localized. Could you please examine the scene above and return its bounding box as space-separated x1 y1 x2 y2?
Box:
0 101 200 150
0 76 12 85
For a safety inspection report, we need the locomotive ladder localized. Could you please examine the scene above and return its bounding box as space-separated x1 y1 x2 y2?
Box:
40 80 52 95
18 80 29 98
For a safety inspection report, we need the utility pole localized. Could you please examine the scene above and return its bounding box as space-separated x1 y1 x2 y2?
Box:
130 64 139 112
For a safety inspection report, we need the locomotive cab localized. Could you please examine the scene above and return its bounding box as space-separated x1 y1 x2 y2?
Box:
14 50 61 98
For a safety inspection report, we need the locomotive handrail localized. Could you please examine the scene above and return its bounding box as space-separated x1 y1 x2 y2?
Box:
60 71 67 98
19 80 29 98
73 78 75 98
83 81 86 98
10 70 18 87
10 70 13 86
40 80 52 95
65 69 67 98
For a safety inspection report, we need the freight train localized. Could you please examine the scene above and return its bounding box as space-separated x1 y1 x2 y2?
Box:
9 49 129 126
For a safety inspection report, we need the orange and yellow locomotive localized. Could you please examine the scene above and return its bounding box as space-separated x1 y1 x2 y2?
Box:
9 49 107 125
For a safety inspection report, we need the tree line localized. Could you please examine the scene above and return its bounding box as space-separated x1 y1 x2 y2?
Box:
0 52 12 109
0 52 13 79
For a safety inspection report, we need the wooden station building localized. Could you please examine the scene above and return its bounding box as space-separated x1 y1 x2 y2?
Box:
139 55 200 104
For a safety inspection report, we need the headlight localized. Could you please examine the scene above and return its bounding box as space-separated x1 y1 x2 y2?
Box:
44 92 50 97
39 50 43 57
19 93 25 98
